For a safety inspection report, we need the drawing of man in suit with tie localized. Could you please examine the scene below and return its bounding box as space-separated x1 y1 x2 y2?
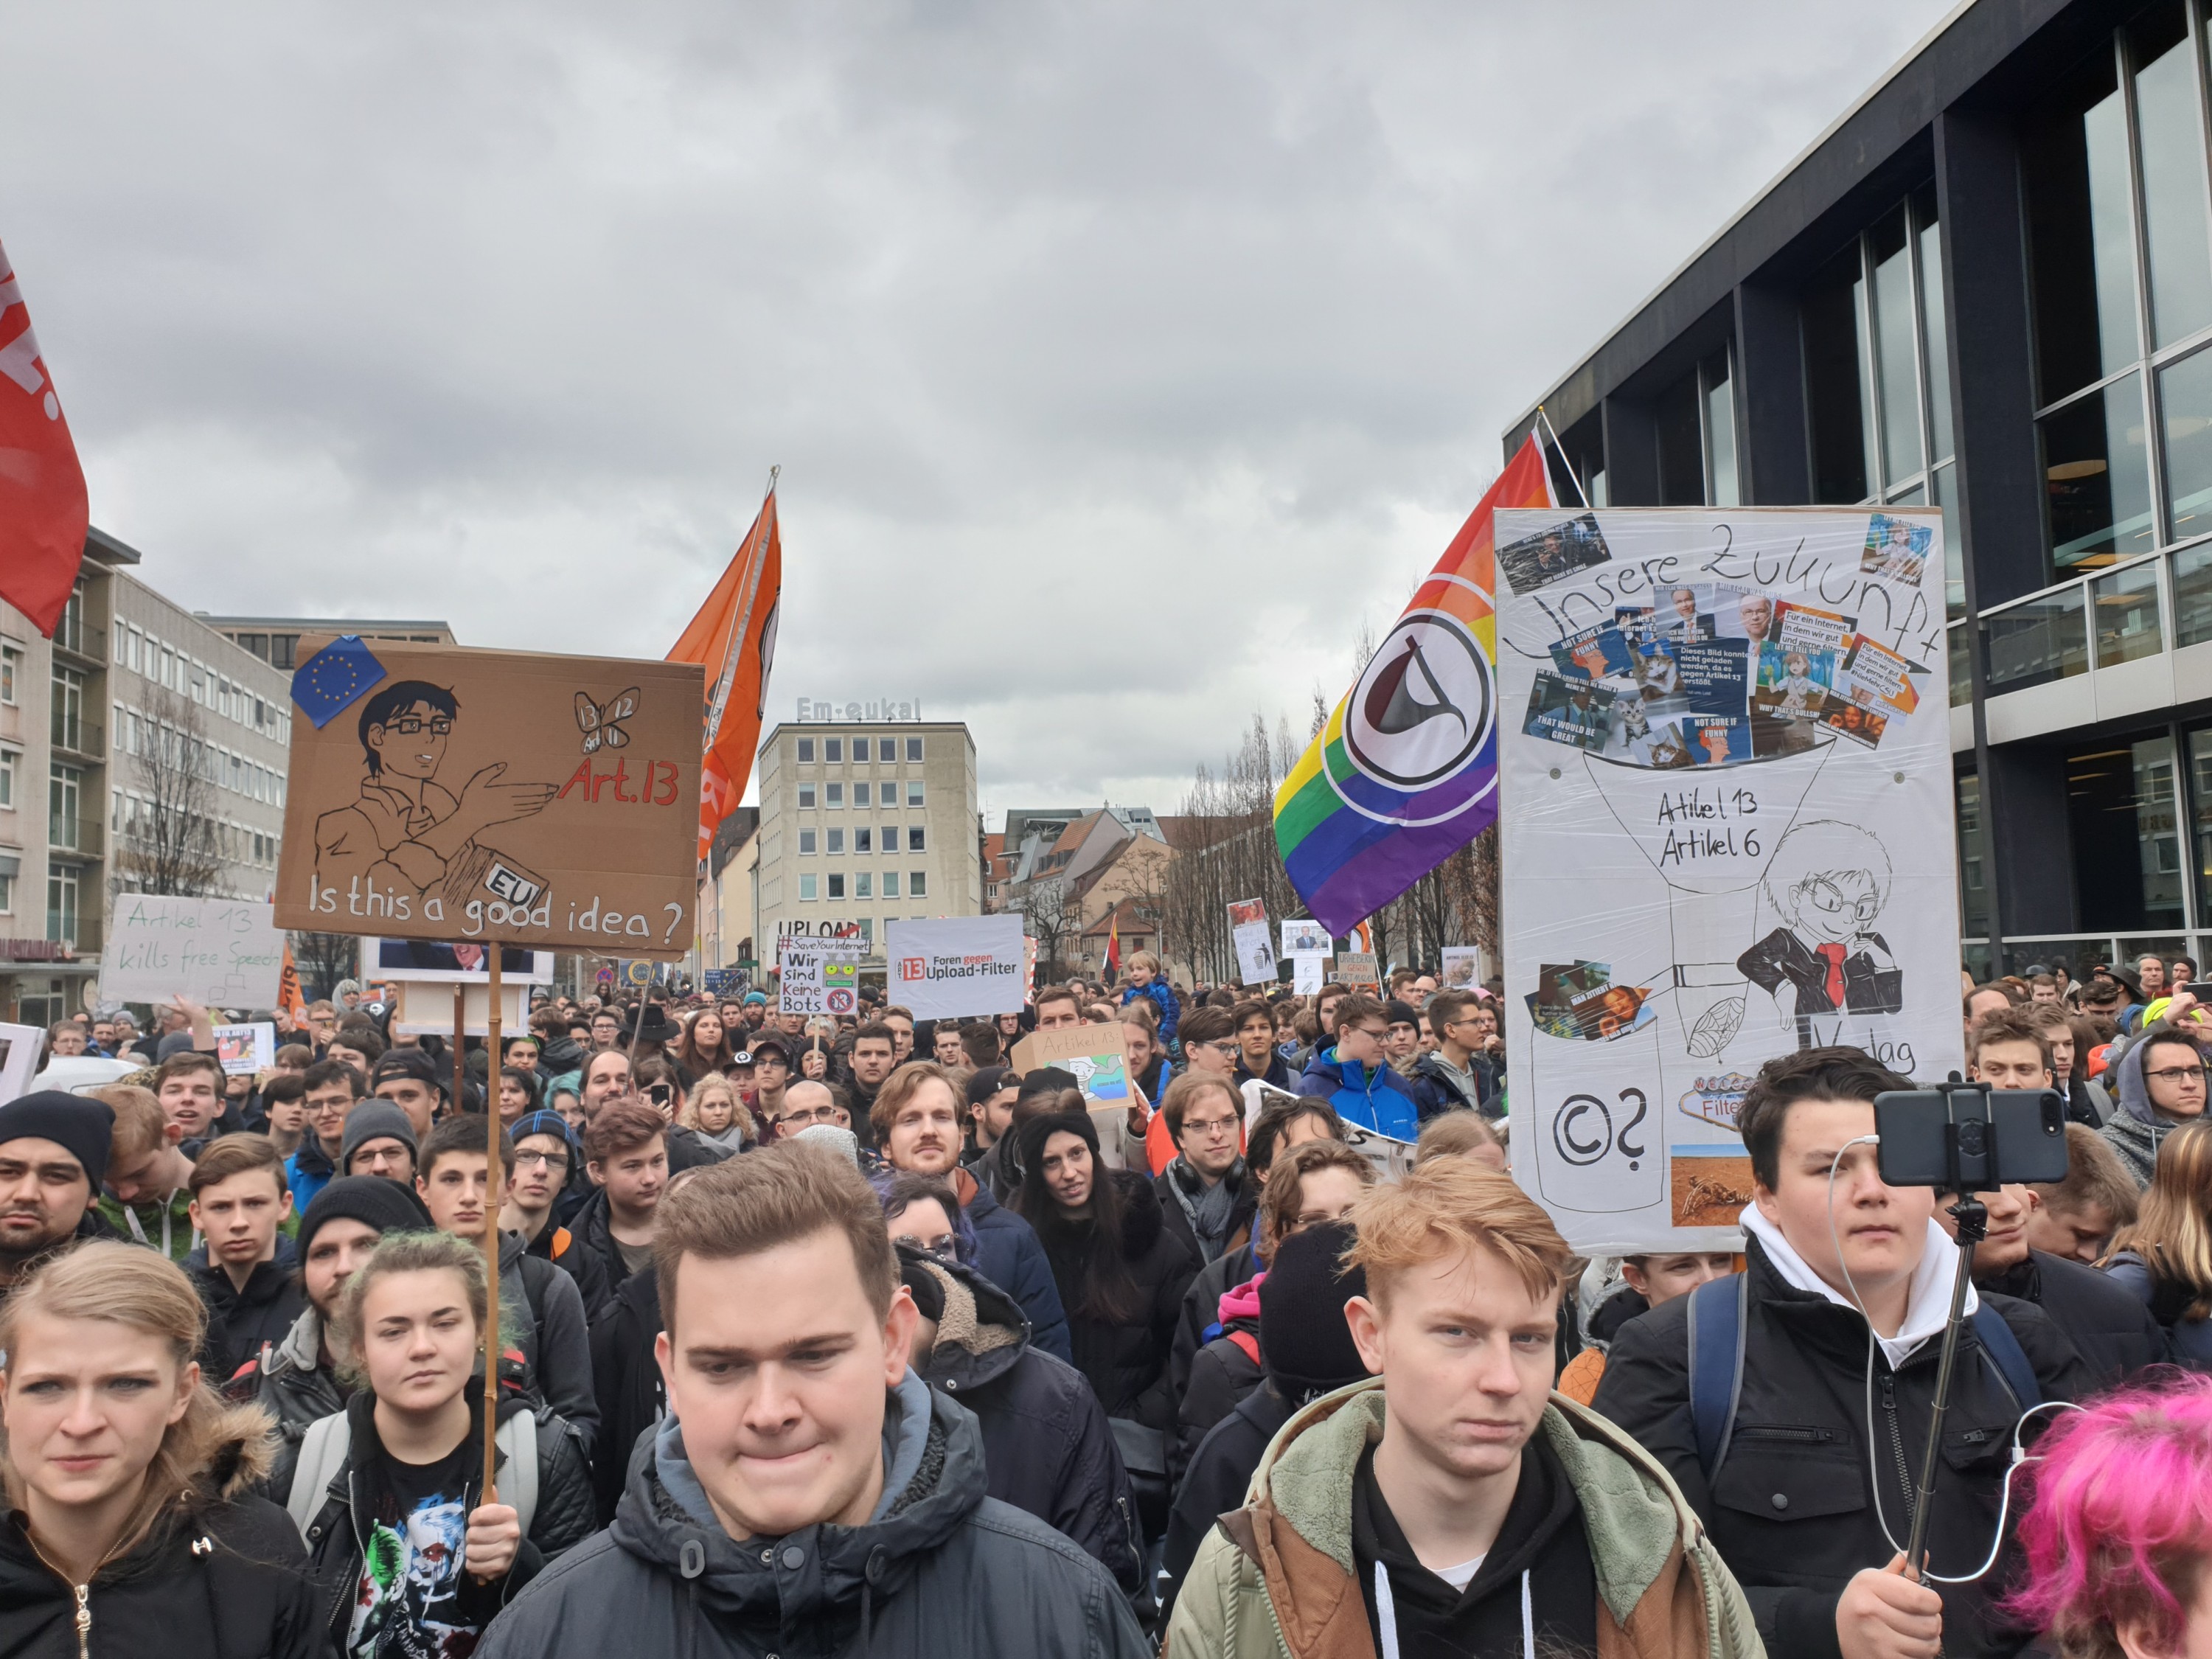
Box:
1736 818 1903 1049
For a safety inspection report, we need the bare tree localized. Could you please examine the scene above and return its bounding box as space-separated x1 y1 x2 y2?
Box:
117 689 223 897
291 931 362 1001
1015 879 1078 982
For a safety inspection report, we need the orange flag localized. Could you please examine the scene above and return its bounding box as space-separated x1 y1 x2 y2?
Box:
278 942 307 1020
670 477 783 861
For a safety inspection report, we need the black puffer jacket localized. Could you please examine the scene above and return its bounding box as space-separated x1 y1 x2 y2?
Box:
473 1378 1152 1659
253 1307 349 1505
908 1252 1139 1590
1034 1170 1198 1429
1159 1381 1298 1618
1592 1237 2091 1659
587 1266 666 1526
1166 1239 1260 1408
187 1259 307 1395
1172 1301 1263 1481
298 1389 595 1649
1978 1248 2169 1386
0 1410 321 1659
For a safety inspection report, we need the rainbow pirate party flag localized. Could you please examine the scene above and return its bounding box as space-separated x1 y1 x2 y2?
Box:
1273 434 1553 936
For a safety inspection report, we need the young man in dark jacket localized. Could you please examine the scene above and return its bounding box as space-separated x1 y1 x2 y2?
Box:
1153 1073 1259 1266
475 1141 1150 1659
1405 989 1498 1120
257 1175 432 1503
1229 999 1294 1092
900 1245 1140 1592
183 1135 305 1388
1593 1046 2092 1659
414 1115 599 1453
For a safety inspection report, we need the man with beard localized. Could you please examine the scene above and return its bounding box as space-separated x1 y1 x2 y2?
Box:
0 1092 117 1293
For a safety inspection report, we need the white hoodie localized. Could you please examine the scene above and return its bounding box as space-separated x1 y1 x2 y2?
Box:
1739 1202 1978 1370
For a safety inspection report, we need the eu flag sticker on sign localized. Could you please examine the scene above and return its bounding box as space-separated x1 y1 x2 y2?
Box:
290 636 389 728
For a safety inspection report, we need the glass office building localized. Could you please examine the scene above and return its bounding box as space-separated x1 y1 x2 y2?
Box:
1513 0 2212 982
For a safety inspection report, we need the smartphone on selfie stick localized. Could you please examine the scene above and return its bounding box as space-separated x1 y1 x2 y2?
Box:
1872 1080 2068 1578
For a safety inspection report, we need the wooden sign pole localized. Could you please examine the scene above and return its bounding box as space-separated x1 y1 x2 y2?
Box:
482 946 503 1503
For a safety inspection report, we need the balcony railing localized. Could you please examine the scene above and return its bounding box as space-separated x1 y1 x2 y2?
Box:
49 717 102 760
46 817 104 858
1971 538 2207 697
43 915 99 955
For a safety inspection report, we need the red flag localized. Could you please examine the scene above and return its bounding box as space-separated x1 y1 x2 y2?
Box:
0 240 88 638
669 479 783 861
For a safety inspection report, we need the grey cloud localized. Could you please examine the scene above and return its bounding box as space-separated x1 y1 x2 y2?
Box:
7 0 1951 821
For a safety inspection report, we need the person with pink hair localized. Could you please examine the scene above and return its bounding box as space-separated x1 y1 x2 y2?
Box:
2006 1374 2212 1659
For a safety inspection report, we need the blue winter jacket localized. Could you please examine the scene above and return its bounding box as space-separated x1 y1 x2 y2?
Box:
1122 979 1180 1051
1296 1048 1420 1141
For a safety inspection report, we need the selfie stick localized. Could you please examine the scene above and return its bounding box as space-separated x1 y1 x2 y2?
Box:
482 947 503 1505
1903 1110 1988 1581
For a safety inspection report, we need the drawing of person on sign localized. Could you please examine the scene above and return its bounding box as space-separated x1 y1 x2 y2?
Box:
313 681 555 908
1735 819 1903 1049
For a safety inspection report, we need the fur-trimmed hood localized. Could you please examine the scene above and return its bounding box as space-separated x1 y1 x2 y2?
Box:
200 1401 282 1503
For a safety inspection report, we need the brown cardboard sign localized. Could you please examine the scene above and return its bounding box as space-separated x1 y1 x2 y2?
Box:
1009 1026 1135 1104
273 639 703 957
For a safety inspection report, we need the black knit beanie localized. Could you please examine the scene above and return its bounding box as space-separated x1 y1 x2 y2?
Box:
0 1091 114 1191
296 1175 432 1260
1259 1220 1370 1398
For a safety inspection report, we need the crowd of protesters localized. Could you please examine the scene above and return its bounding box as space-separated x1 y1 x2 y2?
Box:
0 947 2206 1658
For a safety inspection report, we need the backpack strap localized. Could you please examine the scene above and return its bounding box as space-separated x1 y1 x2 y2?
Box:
1970 1304 2042 1413
1225 1329 1261 1368
286 1412 352 1540
493 1409 540 1538
1686 1272 1747 1480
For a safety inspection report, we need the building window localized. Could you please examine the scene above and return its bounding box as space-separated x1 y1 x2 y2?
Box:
0 867 12 913
1804 190 1955 567
270 635 297 670
829 873 846 900
856 872 873 899
0 746 13 807
826 782 844 808
0 644 17 704
825 738 843 764
906 737 923 762
2071 734 2185 931
885 871 901 898
799 829 817 855
46 867 76 945
2024 4 2212 577
1653 349 1738 507
906 781 925 807
797 737 815 762
854 782 870 809
827 828 845 854
910 871 928 898
798 783 816 809
48 764 80 849
908 825 926 852
855 827 872 854
2190 726 2212 922
799 874 818 902
882 824 898 851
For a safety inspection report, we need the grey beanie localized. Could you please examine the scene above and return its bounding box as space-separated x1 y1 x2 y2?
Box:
340 1099 420 1169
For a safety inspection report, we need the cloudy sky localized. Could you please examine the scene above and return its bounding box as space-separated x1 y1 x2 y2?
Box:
10 0 1952 824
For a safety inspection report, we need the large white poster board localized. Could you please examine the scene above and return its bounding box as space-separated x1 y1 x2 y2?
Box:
885 915 1026 1020
1493 507 1958 1253
102 896 285 1009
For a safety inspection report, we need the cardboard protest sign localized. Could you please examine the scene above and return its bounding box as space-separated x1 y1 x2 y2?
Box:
213 1023 276 1076
1335 951 1380 991
777 936 863 1017
104 897 284 1008
273 639 703 958
392 980 529 1037
885 915 1026 1020
1495 505 1953 1254
1011 1024 1134 1103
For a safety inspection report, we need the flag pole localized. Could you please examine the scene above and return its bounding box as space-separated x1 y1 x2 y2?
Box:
1534 406 1592 509
482 946 504 1504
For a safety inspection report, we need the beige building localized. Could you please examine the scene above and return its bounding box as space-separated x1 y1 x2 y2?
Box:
196 616 457 669
0 531 294 1025
753 712 979 965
